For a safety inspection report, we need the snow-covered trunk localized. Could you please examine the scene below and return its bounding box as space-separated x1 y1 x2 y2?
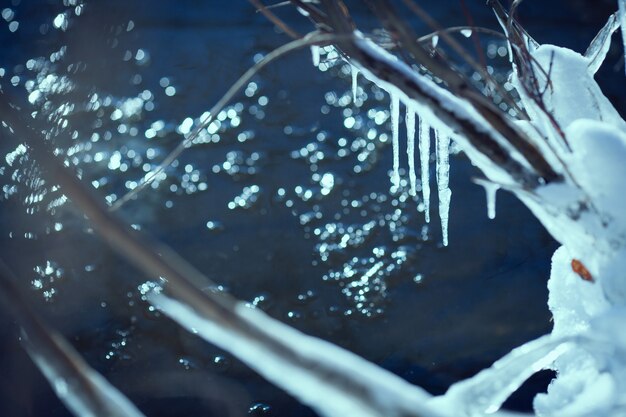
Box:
434 16 626 416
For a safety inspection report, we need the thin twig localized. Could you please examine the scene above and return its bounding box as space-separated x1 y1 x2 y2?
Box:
298 0 560 186
402 0 527 119
459 0 488 70
417 26 507 44
111 32 342 211
248 0 302 39
0 260 145 417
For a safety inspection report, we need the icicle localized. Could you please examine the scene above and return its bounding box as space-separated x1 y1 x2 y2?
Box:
390 93 401 189
486 185 498 220
474 179 500 220
418 118 431 224
435 129 451 246
406 109 417 197
311 45 320 67
351 65 359 103
619 0 626 76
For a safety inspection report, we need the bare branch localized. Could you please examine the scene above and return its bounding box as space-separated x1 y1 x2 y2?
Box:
248 0 302 39
296 0 561 188
0 261 145 417
111 32 341 211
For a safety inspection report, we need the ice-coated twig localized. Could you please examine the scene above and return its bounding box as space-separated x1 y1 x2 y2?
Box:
0 261 145 417
584 12 620 74
433 334 571 416
111 32 346 211
406 108 417 196
148 290 442 417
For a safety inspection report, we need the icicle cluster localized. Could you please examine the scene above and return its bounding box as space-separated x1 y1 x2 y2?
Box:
311 46 455 246
386 93 452 246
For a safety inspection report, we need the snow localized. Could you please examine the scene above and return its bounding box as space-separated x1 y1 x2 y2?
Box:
435 129 451 246
406 108 417 196
566 119 626 234
390 93 401 189
419 118 431 223
513 44 626 139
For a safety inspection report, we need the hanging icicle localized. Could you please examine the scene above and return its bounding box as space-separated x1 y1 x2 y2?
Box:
351 65 359 103
418 117 431 224
474 179 501 220
435 129 451 247
390 93 401 189
311 45 321 67
406 109 417 197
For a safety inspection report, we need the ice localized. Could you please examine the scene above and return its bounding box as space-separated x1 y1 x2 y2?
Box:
485 185 498 220
584 12 620 74
435 129 451 246
418 118 431 223
405 109 417 196
432 334 571 416
619 0 626 75
351 65 359 103
311 45 320 67
475 179 500 220
390 93 401 189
